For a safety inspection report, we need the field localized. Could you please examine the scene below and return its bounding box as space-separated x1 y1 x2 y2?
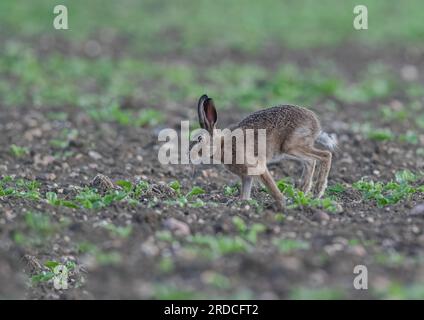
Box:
1 0 424 299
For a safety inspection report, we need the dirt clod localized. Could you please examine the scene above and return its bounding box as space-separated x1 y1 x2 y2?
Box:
89 174 115 192
411 204 424 215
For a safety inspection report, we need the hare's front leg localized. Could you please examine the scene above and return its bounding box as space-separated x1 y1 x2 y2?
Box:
240 176 253 200
259 167 285 210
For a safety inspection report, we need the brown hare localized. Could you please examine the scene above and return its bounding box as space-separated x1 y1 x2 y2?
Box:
192 94 336 210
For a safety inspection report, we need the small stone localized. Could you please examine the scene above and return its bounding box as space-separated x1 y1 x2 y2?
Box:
34 154 55 167
280 256 301 271
401 65 418 81
411 225 420 234
24 128 42 141
348 245 367 257
84 40 102 57
311 210 330 222
324 243 344 255
163 218 190 236
45 173 56 181
88 150 103 160
411 204 424 215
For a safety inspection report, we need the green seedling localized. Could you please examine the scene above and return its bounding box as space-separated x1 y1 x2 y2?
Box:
134 181 150 197
169 180 181 194
224 184 239 196
74 187 127 209
374 252 406 267
10 144 28 158
202 272 231 290
31 260 77 285
187 234 249 258
47 111 68 121
0 177 41 200
95 251 122 265
348 238 361 246
116 180 133 193
416 114 424 129
158 257 174 273
88 103 165 127
274 213 285 222
136 108 164 127
14 212 58 248
273 238 310 253
232 216 266 244
50 128 78 149
25 212 54 236
367 128 394 141
186 186 205 199
165 182 206 207
46 184 142 210
115 179 149 203
290 287 345 300
152 284 198 300
399 131 419 144
183 220 265 259
103 223 132 238
326 183 345 195
352 123 418 144
375 282 424 299
46 191 79 209
276 179 339 212
380 106 408 121
353 170 423 207
77 241 122 266
155 230 174 242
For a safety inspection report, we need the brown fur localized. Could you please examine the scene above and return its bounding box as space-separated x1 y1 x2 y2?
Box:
194 95 333 210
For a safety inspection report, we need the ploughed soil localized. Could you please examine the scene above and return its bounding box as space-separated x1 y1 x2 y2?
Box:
1 42 424 300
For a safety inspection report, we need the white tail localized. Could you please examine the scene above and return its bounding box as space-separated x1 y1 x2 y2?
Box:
316 131 337 151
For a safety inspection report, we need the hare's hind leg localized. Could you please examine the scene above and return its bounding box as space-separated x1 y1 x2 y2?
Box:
240 176 253 200
288 146 332 198
268 154 314 193
260 167 285 210
313 150 332 198
282 151 316 194
299 159 316 194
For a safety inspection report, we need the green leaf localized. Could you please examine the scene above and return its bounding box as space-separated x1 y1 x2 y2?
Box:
232 216 247 233
31 271 55 284
186 186 205 198
169 181 181 193
44 260 60 271
327 183 345 194
116 180 133 193
61 200 79 209
46 192 58 204
395 170 417 184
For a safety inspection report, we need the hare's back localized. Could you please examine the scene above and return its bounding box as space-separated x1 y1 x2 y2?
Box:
238 105 319 133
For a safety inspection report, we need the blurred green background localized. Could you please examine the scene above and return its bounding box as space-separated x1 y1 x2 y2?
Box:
0 0 423 123
1 0 423 51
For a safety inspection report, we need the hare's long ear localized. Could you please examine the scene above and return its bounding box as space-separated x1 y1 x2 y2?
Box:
197 94 217 133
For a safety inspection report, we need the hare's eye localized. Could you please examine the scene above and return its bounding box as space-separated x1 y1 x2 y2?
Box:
197 135 203 142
